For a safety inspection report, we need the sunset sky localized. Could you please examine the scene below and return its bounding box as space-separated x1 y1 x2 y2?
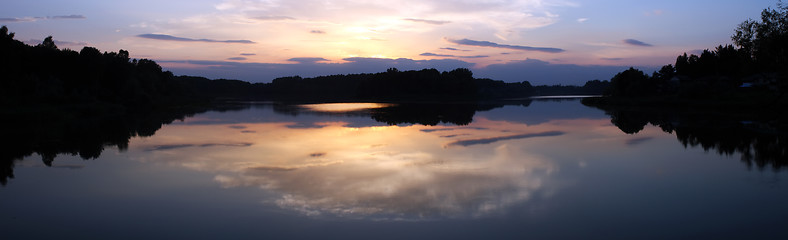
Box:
1 0 776 85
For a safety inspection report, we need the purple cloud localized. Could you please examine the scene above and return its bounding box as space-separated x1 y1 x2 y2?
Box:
50 15 86 19
421 52 488 59
137 34 255 44
446 38 565 53
623 39 653 47
288 57 329 63
440 47 470 52
1 15 85 22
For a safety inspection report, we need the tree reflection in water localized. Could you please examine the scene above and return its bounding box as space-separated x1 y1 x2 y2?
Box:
593 105 788 170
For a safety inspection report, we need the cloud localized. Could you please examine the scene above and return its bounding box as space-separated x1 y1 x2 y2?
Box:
137 34 255 44
0 17 38 22
600 57 624 61
625 137 653 146
403 18 451 25
50 15 86 19
0 15 85 22
446 38 564 53
446 131 564 147
215 0 571 37
228 57 247 61
240 53 256 56
577 18 588 23
146 142 252 151
420 52 454 57
440 47 469 52
288 57 329 63
623 39 653 47
420 52 488 59
251 16 295 21
310 30 326 34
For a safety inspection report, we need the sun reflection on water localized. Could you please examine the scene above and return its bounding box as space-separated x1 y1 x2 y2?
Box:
300 103 394 112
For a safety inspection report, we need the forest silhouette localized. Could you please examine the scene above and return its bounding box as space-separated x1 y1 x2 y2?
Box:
589 2 787 105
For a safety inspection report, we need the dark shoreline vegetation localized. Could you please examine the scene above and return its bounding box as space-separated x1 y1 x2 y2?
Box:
1 3 787 185
582 3 787 109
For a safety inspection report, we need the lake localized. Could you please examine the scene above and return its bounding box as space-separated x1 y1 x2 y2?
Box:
2 98 787 239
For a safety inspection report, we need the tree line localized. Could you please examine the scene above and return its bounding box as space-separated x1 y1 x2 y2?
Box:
2 25 609 109
602 2 787 102
1 26 201 113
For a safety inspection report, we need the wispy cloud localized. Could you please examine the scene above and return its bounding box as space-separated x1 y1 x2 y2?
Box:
146 142 252 151
288 57 329 63
310 30 326 34
420 52 488 59
446 38 565 53
0 15 86 22
577 18 589 23
228 57 247 61
446 131 564 147
601 57 624 61
623 39 653 47
50 15 86 19
403 18 450 25
0 17 39 22
251 15 295 21
240 53 256 56
440 47 469 52
137 34 255 44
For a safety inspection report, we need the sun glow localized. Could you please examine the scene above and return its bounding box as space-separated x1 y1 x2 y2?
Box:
300 103 394 112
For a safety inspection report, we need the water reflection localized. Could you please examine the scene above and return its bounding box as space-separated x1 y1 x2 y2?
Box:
586 103 788 170
301 103 394 112
135 117 563 219
0 104 248 185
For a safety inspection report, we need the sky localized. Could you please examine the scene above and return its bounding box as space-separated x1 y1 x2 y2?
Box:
0 0 778 85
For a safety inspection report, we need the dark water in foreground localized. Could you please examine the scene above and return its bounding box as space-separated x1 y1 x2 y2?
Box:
1 99 787 239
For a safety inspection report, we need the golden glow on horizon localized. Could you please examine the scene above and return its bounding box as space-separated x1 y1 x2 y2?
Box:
300 103 394 112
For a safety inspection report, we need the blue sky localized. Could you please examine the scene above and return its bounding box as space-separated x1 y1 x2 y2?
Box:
0 0 777 85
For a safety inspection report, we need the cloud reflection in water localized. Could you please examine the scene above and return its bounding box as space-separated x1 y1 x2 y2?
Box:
134 118 564 219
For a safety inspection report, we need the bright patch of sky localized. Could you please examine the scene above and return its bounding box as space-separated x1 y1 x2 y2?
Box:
0 0 776 84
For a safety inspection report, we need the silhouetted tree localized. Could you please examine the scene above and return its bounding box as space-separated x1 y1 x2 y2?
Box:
733 1 788 71
38 36 57 50
607 67 653 96
0 26 14 40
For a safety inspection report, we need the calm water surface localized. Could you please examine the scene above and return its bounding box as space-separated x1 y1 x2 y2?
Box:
2 99 787 239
